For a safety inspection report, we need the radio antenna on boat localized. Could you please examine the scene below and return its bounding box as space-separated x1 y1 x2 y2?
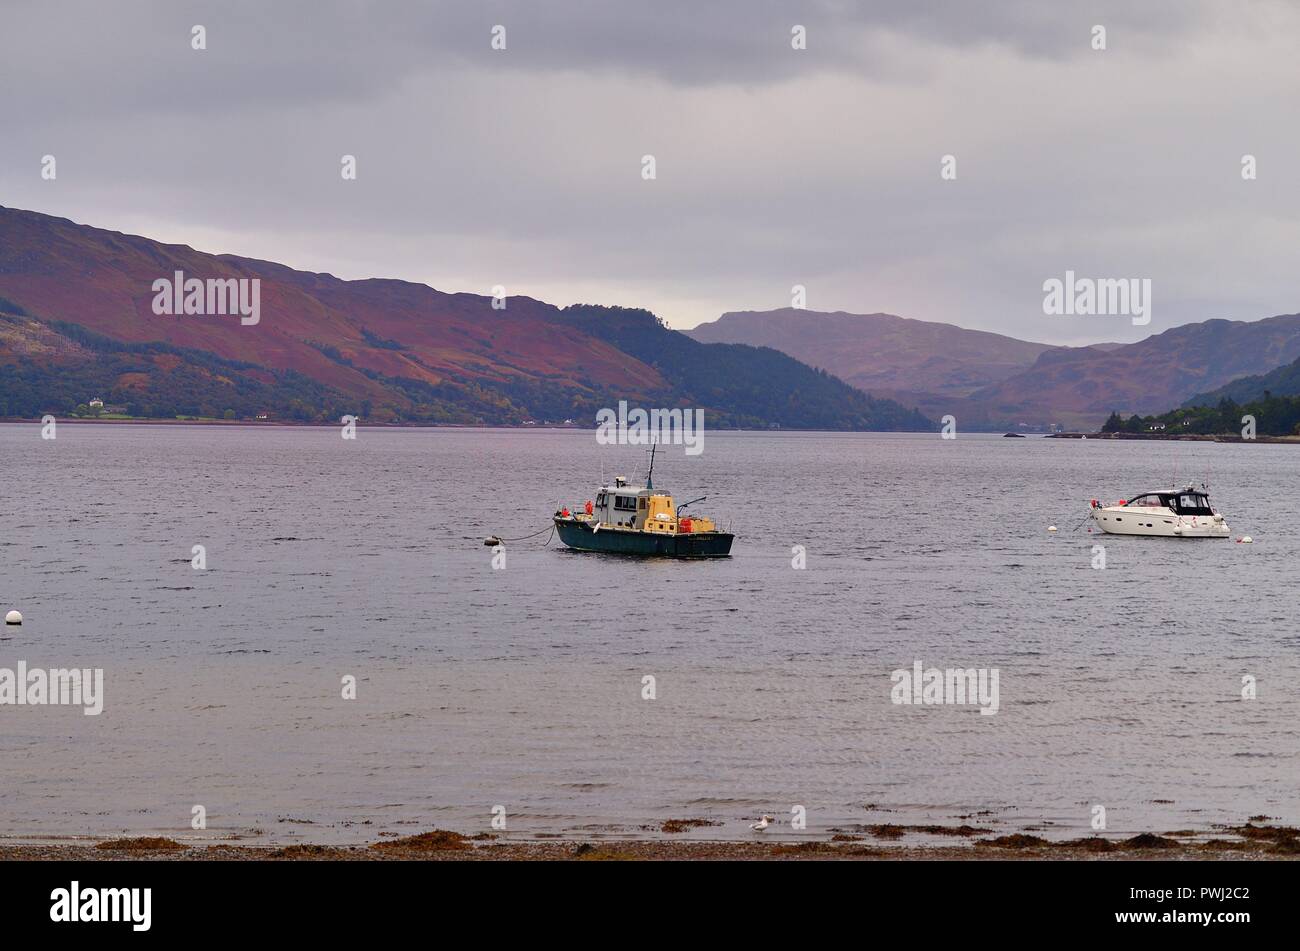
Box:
645 439 658 491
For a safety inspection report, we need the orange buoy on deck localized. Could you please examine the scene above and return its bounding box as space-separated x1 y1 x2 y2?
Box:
585 500 593 515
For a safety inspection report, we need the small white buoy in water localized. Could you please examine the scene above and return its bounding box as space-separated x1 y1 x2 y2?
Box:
1047 525 1058 533
4 610 21 626
1237 535 1253 544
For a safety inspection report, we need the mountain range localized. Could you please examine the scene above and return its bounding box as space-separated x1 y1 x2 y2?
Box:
689 309 1300 430
4 204 1299 432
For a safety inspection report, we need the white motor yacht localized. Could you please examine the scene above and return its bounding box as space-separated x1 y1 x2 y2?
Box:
1090 486 1230 538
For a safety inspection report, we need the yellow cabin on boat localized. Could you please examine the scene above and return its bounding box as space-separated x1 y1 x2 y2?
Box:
645 493 676 532
589 486 716 535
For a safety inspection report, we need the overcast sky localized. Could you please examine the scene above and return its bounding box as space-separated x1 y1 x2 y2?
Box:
2 0 1297 344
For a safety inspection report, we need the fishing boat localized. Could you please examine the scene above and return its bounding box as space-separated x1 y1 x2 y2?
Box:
552 445 734 557
1089 486 1230 538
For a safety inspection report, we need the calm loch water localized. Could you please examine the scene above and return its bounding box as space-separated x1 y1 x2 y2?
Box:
1 423 1297 844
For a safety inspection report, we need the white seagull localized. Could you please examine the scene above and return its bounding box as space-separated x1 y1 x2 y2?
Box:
750 815 774 832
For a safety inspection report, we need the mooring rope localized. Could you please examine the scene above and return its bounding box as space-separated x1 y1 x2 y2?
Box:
486 523 557 546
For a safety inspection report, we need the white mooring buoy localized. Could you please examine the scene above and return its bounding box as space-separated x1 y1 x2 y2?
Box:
4 610 21 626
1237 535 1253 544
1047 525 1058 533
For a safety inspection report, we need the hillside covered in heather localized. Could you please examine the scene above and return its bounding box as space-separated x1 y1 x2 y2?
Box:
0 205 929 430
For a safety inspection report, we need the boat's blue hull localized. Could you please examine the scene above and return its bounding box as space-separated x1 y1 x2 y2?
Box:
553 517 733 557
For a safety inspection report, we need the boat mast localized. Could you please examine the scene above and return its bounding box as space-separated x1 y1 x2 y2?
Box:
646 440 656 491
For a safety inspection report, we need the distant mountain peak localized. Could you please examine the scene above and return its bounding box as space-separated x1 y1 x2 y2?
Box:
688 307 1057 423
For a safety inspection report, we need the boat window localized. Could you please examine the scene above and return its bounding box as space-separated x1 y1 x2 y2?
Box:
1176 494 1212 514
1128 494 1163 507
614 495 637 511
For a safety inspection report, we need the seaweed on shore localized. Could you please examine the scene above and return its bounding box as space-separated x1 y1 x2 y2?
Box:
847 823 986 840
1218 823 1300 854
269 844 352 859
1227 822 1300 844
660 818 722 834
1058 837 1115 852
772 841 839 854
369 829 473 853
1119 834 1179 850
572 845 637 861
977 834 1050 849
94 837 186 852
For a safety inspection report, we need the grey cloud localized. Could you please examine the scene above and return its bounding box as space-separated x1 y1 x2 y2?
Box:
2 0 1217 117
0 0 1295 345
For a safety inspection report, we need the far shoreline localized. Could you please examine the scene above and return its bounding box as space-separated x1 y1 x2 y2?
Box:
0 417 944 434
7 418 1294 440
1049 431 1300 444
